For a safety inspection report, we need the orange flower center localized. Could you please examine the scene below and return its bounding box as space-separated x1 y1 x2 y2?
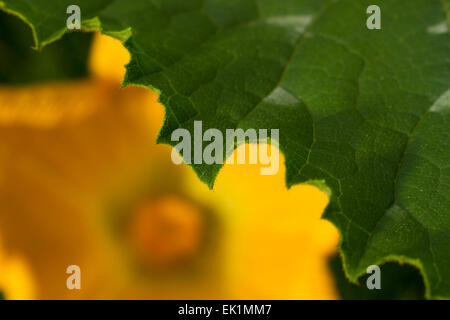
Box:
128 195 204 268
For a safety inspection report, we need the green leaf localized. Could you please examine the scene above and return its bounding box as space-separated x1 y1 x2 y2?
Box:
329 254 425 300
0 10 93 85
1 0 449 299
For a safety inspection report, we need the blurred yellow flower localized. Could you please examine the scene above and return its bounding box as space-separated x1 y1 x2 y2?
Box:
0 33 339 299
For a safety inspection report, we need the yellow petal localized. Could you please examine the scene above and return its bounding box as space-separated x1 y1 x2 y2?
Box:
0 240 36 300
184 144 340 299
89 33 130 83
0 81 115 127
